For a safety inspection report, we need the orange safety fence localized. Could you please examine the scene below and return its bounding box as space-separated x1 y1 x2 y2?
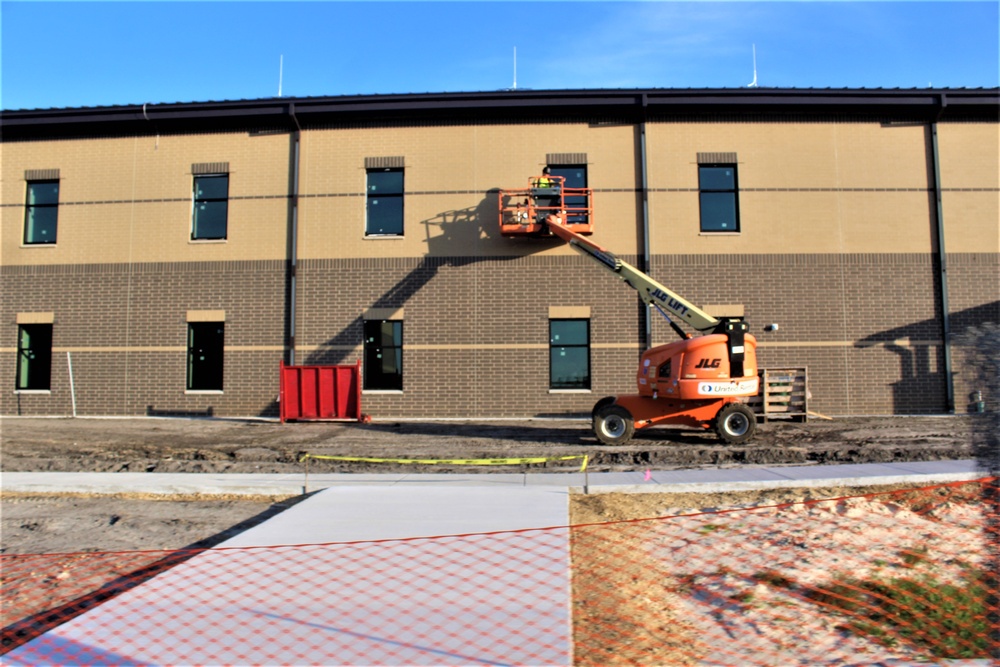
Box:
3 478 997 666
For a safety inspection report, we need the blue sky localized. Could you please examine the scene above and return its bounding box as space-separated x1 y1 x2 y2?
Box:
2 1 997 111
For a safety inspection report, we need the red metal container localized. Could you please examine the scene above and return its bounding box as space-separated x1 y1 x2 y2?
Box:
279 361 367 423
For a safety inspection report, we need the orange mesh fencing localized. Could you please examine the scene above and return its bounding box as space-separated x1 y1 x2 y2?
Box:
3 478 997 666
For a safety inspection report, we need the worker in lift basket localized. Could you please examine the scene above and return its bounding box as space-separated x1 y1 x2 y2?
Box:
537 167 553 189
534 167 559 221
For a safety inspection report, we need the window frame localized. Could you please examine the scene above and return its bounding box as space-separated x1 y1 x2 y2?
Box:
363 319 404 391
365 167 405 237
16 323 53 391
698 164 741 233
186 321 225 392
23 179 60 245
191 174 230 241
549 318 591 391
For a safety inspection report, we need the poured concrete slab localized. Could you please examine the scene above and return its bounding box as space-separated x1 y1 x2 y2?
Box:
5 486 573 667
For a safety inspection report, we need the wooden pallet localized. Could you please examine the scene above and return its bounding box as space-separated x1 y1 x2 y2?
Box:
747 367 808 422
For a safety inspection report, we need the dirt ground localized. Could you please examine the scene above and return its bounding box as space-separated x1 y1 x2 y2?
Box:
1 414 993 658
0 414 984 556
0 413 978 475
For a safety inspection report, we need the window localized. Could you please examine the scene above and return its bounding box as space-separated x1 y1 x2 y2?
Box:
548 164 588 225
24 180 60 244
364 319 403 390
192 175 229 240
550 319 590 390
17 324 53 391
699 165 740 232
187 322 225 391
366 168 404 236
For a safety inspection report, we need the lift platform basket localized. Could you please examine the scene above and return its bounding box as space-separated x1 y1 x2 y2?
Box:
499 175 594 236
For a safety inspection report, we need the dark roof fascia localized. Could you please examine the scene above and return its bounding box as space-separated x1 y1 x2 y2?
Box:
2 88 997 141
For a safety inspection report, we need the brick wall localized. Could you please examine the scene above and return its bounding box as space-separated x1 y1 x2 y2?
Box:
2 250 996 417
1 261 285 416
2 116 996 418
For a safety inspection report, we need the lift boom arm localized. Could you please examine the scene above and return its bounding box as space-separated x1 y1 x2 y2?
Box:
545 216 722 333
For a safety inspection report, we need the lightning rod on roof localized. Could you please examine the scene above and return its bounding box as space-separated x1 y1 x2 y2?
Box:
513 47 517 90
748 44 758 88
278 55 284 97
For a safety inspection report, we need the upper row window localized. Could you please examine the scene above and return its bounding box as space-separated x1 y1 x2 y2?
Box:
24 180 60 245
22 163 737 244
192 174 229 241
698 164 740 233
366 168 404 236
548 165 589 225
21 175 231 245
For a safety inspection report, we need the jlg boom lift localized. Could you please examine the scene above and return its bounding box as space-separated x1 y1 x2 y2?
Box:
499 176 759 445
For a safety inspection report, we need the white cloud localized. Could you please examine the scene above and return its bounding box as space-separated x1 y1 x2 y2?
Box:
519 3 775 89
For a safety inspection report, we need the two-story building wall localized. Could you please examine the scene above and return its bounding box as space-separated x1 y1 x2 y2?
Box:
2 89 997 418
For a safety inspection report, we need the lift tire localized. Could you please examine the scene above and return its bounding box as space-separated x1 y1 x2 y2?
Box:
591 396 617 423
713 402 757 445
593 404 635 446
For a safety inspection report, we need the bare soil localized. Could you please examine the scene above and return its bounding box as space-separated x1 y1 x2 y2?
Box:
0 414 979 556
569 482 990 665
0 414 976 475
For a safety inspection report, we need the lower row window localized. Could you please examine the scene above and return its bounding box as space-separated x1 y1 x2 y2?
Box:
15 318 590 395
15 322 227 393
363 319 403 391
187 322 225 391
17 324 53 390
550 319 590 390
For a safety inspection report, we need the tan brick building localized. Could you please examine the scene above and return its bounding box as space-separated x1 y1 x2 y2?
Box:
2 89 997 418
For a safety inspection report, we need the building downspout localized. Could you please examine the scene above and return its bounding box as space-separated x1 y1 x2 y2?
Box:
287 104 302 366
931 95 955 412
638 94 652 349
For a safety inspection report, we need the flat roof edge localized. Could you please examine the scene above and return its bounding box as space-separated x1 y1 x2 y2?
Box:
3 88 997 140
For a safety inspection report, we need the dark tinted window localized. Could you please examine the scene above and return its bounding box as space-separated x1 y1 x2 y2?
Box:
549 165 589 224
24 181 59 244
188 322 225 390
699 165 739 232
364 320 403 390
16 324 53 390
193 175 229 240
366 169 404 236
550 319 590 390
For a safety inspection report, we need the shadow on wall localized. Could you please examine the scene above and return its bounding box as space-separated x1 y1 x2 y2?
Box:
856 300 1000 414
261 189 560 417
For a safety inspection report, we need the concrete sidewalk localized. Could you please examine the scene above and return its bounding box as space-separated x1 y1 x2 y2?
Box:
5 483 576 666
1 458 986 499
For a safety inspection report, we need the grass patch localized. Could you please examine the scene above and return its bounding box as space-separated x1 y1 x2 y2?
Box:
898 545 930 568
752 570 795 589
697 523 726 535
804 569 992 659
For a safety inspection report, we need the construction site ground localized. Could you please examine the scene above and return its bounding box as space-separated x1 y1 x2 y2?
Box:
0 413 982 556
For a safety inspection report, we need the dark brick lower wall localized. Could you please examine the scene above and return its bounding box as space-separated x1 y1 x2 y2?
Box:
1 261 286 416
2 253 996 417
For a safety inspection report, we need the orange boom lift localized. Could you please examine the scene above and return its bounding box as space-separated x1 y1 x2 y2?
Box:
500 176 758 445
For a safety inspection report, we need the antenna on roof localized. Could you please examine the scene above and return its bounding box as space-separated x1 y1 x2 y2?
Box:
748 44 758 88
278 55 284 97
513 47 517 90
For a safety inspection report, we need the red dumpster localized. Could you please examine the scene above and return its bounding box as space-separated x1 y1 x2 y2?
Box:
279 361 367 423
